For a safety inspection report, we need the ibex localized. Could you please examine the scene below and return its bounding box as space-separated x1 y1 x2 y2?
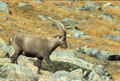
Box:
10 19 67 74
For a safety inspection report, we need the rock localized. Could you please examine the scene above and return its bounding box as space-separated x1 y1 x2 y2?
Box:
0 63 39 81
72 6 85 11
117 27 120 31
81 35 91 39
54 3 72 10
51 18 81 30
83 2 101 12
0 45 15 58
0 26 4 33
37 15 52 21
50 70 86 81
60 5 72 10
48 69 104 81
103 3 112 7
0 58 11 67
70 30 91 39
0 16 8 20
41 50 111 80
32 0 43 3
18 3 31 7
0 38 6 48
103 35 120 42
0 50 8 58
70 30 84 38
98 13 116 22
111 6 120 10
75 46 120 61
0 1 9 14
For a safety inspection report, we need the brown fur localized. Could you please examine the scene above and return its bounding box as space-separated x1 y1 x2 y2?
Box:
11 33 67 74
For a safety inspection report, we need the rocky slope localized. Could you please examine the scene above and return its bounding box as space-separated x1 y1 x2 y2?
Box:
0 0 120 81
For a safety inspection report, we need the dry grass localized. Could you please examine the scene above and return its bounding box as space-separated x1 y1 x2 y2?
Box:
0 0 120 79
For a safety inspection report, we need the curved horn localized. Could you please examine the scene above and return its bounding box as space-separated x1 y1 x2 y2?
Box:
48 18 66 37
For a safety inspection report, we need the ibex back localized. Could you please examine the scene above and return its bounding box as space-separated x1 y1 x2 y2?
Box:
10 19 67 74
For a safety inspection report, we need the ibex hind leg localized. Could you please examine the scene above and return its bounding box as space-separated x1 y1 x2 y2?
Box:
37 58 43 74
11 49 22 64
44 56 56 73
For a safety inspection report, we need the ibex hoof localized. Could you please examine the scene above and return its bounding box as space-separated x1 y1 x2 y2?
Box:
37 71 42 74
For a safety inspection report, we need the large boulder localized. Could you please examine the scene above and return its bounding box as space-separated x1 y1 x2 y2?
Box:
75 46 120 61
39 69 103 81
0 1 9 14
0 49 111 81
0 63 39 81
41 50 111 80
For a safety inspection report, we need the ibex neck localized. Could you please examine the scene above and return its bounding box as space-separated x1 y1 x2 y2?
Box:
47 37 59 54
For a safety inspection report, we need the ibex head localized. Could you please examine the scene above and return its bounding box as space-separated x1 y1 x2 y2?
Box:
49 18 68 49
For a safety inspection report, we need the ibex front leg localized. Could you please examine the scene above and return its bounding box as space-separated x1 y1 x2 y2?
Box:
44 56 56 73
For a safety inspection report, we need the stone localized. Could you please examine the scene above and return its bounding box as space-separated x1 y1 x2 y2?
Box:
32 0 43 3
103 35 120 42
0 38 6 48
0 1 9 14
98 13 116 22
83 2 101 12
117 27 120 31
70 30 84 38
0 16 8 20
0 63 39 81
41 50 111 79
103 3 112 7
75 46 120 61
18 3 31 7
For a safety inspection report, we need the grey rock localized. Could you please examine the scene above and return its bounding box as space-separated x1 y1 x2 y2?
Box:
103 34 120 42
83 2 101 12
83 35 91 38
98 13 116 22
117 27 120 31
73 6 85 11
0 26 4 32
18 3 31 7
0 1 9 14
50 70 86 81
75 46 120 61
103 3 112 7
54 3 72 10
32 0 43 3
0 38 6 48
48 50 111 79
70 30 84 38
111 6 120 10
0 58 11 67
60 5 72 10
0 16 8 20
0 63 39 81
60 18 81 29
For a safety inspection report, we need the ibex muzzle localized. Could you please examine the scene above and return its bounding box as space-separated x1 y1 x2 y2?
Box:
10 19 67 74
